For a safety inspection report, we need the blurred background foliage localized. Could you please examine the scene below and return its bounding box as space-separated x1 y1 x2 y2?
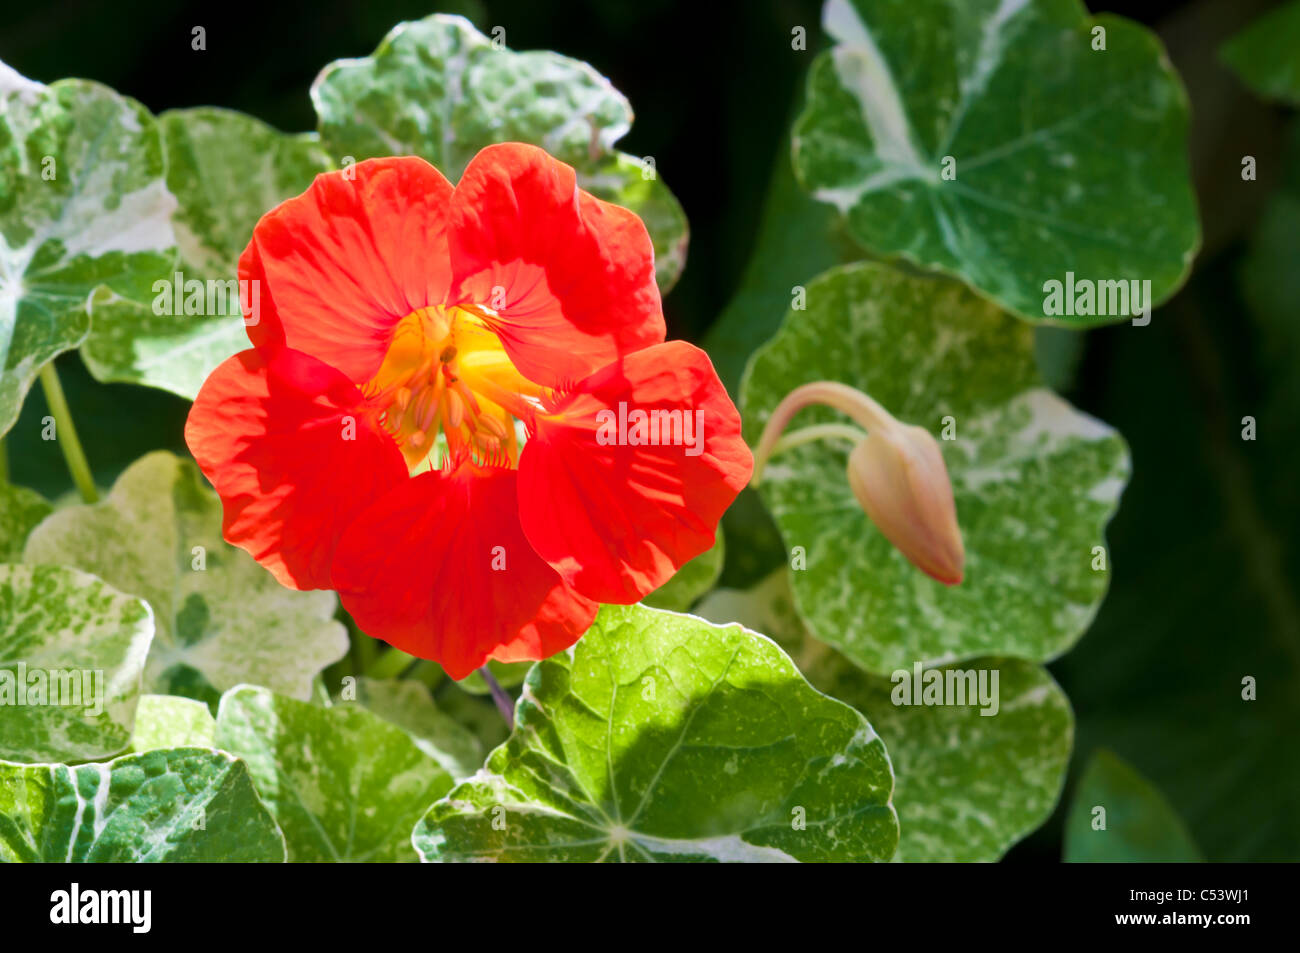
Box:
2 0 1295 860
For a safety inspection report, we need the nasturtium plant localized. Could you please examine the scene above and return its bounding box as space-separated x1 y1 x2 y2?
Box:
1220 0 1300 106
742 262 1130 674
216 685 454 862
0 64 175 438
78 108 334 399
0 564 153 763
2 0 1281 869
311 13 688 292
23 451 348 704
0 748 285 862
414 604 899 863
697 571 1072 862
1063 749 1202 863
793 0 1199 323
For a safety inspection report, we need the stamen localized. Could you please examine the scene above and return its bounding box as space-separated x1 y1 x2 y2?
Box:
445 388 465 429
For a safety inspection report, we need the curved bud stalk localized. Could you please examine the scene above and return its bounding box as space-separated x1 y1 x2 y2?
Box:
752 381 965 585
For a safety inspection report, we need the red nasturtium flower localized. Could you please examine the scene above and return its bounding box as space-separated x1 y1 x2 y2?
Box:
185 143 752 679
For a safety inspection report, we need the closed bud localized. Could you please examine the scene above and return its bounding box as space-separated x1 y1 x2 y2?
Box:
846 423 964 585
752 380 964 586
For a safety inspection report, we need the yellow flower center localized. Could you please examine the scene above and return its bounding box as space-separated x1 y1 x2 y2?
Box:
363 306 540 470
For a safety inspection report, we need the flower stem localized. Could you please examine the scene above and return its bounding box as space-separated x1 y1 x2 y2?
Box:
751 381 892 486
365 645 417 680
479 666 515 731
38 363 98 503
761 422 867 473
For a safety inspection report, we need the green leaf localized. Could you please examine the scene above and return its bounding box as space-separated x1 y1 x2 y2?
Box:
22 451 347 704
130 694 216 752
0 481 51 560
344 677 483 779
697 570 1072 861
0 563 153 763
78 108 334 399
642 526 725 612
792 0 1199 323
311 13 688 292
0 747 285 862
413 603 898 862
216 684 454 862
0 65 175 437
742 262 1129 674
1220 0 1300 106
1064 748 1202 862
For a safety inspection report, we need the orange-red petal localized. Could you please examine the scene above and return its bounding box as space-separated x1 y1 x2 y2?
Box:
242 156 455 386
517 341 752 604
448 143 665 389
331 463 597 680
184 347 408 590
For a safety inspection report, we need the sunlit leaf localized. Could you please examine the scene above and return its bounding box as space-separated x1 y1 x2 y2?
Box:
413 603 898 862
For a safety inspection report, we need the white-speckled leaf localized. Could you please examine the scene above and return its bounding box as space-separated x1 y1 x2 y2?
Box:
742 263 1129 673
793 0 1199 322
642 526 725 612
345 677 483 779
22 451 347 705
311 14 687 292
1220 1 1300 106
0 64 176 437
413 603 899 862
216 684 454 862
696 570 1073 861
0 481 52 560
79 108 334 399
0 564 153 763
130 694 216 752
0 747 285 861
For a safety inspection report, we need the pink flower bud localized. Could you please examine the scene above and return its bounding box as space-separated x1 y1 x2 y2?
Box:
752 380 964 586
846 422 964 585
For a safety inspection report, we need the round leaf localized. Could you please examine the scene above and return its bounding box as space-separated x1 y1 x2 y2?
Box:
742 262 1130 674
414 603 899 862
792 0 1199 323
